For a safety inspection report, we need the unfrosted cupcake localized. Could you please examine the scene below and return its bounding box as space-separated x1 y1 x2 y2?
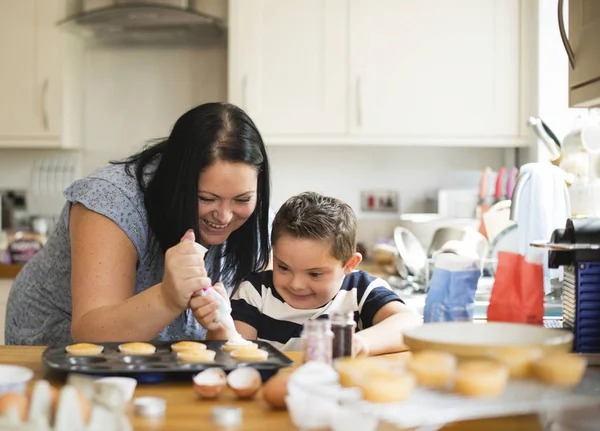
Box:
118 342 156 355
231 347 269 361
171 341 207 353
65 343 104 356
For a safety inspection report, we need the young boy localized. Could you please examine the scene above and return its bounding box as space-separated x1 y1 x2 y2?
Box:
208 192 421 355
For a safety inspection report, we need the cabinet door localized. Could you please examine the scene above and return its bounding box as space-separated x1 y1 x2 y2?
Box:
349 0 521 143
568 0 600 107
0 0 66 146
229 0 348 137
0 1 47 138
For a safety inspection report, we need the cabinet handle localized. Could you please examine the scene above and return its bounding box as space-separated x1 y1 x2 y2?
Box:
41 78 49 131
558 0 575 69
356 76 362 128
242 75 248 110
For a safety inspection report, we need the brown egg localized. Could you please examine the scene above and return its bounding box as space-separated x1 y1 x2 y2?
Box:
0 392 29 421
227 368 262 399
192 368 227 399
262 373 290 409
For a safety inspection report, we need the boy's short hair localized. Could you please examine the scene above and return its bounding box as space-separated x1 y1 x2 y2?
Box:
272 192 357 264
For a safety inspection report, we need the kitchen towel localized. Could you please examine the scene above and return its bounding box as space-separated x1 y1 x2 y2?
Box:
516 163 570 294
424 251 481 323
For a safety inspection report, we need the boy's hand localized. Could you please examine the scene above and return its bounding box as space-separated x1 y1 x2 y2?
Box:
353 333 370 357
189 282 229 331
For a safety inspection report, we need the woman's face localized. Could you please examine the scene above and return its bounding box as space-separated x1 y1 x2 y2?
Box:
197 160 258 247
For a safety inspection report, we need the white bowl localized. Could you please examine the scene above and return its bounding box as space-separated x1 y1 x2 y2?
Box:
95 377 137 402
0 365 34 395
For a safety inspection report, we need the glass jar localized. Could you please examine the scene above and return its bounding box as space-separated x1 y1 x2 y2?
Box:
330 311 356 359
301 319 334 364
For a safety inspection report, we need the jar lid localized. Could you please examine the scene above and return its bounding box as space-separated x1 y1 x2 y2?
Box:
133 396 166 417
211 406 242 426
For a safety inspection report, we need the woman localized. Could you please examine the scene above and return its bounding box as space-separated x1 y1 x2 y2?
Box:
5 102 271 346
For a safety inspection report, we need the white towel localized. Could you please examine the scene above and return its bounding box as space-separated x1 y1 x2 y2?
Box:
516 163 571 293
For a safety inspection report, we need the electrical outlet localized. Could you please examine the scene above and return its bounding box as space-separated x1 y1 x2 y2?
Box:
361 190 399 212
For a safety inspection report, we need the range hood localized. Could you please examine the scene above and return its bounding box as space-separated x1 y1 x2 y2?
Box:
59 0 227 40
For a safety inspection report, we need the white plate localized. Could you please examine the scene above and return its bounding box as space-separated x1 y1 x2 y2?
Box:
403 322 573 358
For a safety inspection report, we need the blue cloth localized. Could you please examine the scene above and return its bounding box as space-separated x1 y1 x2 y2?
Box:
423 267 480 323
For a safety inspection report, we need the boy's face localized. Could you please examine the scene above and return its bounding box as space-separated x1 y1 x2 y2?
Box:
272 234 361 309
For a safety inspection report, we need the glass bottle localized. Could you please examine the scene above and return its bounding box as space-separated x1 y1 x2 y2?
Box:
301 319 334 364
331 311 356 359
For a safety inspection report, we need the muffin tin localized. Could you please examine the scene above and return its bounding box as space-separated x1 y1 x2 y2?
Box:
42 340 294 375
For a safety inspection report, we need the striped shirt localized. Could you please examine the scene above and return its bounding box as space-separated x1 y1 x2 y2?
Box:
231 270 403 350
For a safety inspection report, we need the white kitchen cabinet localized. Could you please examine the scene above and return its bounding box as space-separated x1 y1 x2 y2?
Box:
0 0 83 149
566 0 600 108
229 0 527 147
228 0 348 137
349 0 522 145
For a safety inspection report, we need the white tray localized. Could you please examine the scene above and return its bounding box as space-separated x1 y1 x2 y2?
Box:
343 380 599 430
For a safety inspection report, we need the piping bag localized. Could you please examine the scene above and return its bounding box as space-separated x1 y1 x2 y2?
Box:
184 230 247 343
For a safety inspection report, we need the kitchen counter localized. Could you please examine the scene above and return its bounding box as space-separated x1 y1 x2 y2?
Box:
0 263 22 279
3 346 596 430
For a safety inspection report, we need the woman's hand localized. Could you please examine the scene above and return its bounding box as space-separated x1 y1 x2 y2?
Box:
161 229 211 314
189 282 229 332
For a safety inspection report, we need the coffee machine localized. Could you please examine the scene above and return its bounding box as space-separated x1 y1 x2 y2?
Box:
533 218 600 355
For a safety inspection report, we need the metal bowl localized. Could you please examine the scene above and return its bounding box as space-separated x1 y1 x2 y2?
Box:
393 227 427 279
427 226 488 259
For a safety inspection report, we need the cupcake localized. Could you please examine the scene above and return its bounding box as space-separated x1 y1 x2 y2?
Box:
230 348 269 361
532 353 587 387
65 343 104 356
407 350 457 389
171 341 207 353
118 342 156 355
454 360 509 397
223 340 258 352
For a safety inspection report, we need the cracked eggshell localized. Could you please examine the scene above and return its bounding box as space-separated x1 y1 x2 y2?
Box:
226 368 262 399
192 368 227 399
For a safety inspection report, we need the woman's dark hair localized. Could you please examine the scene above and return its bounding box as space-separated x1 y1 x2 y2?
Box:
113 102 271 287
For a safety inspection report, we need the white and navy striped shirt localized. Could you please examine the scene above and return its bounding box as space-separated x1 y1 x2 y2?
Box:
231 270 403 350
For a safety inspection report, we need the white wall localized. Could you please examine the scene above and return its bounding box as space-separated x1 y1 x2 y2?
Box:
267 145 503 216
81 35 228 174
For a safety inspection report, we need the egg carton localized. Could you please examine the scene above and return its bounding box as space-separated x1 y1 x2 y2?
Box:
285 362 600 431
0 375 131 431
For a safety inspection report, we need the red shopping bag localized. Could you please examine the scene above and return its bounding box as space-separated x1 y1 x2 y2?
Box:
487 251 544 325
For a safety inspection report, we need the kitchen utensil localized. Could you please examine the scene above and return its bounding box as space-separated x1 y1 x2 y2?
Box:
427 226 488 260
533 217 600 354
505 167 519 199
475 167 492 220
494 167 506 203
43 340 294 378
527 117 561 161
482 200 514 244
403 322 573 359
393 227 427 279
396 214 479 250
